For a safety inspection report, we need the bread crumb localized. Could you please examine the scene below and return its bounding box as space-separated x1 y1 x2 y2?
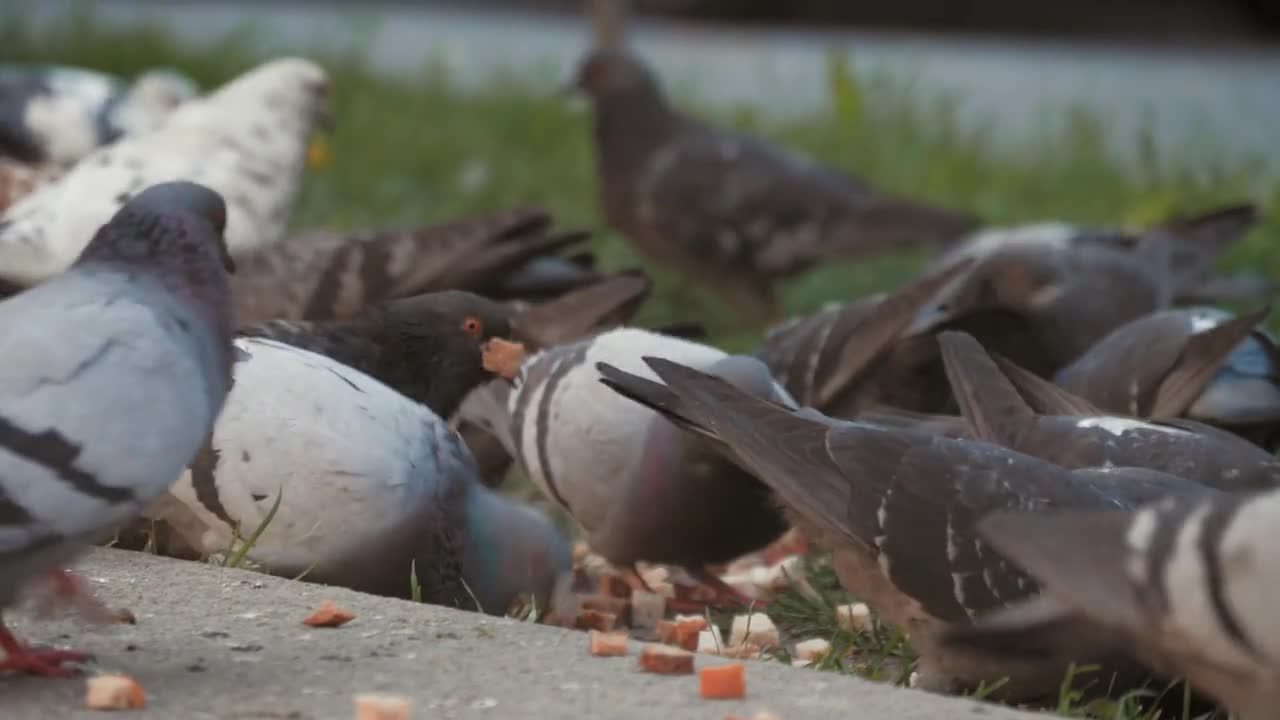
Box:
303 599 355 628
794 638 831 662
574 609 617 632
791 658 812 668
598 573 633 598
639 643 695 674
699 663 745 699
353 693 410 720
588 630 629 657
834 603 872 633
85 674 145 710
629 590 666 629
908 671 920 688
729 613 778 649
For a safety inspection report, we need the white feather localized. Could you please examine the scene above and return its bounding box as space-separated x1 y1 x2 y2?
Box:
157 338 459 577
0 57 326 284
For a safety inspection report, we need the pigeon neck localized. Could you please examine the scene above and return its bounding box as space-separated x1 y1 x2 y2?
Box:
460 484 570 617
593 87 674 177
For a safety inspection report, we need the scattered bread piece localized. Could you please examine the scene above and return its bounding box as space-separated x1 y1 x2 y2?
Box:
724 552 765 577
638 643 695 674
697 626 725 656
86 674 145 710
699 663 746 699
794 638 831 662
908 671 920 688
303 599 355 628
657 619 679 645
834 603 873 633
575 609 617 632
571 542 591 564
630 590 666 629
729 613 778 649
353 693 411 720
673 616 707 648
791 658 812 668
588 630 629 657
480 338 525 379
724 643 761 660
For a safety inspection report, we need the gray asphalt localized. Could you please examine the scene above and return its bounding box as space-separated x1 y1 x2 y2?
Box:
2 548 1043 719
27 0 1280 167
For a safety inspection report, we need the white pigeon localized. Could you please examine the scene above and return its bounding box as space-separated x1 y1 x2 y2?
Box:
458 327 798 605
147 337 571 615
0 180 235 675
0 57 331 285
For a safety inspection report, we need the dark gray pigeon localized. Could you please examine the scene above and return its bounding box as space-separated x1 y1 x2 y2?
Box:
1052 306 1280 449
935 330 1280 493
944 486 1280 720
146 336 570 615
0 180 235 675
570 1 978 320
598 355 1212 701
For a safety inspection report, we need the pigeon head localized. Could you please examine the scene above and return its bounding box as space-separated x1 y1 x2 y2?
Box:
77 181 234 275
375 290 522 413
180 57 333 137
570 48 663 103
460 484 572 617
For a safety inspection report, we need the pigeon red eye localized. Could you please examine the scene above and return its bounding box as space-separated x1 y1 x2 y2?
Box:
462 317 483 336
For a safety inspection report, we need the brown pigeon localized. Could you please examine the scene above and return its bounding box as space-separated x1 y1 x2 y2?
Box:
230 207 593 325
570 1 979 320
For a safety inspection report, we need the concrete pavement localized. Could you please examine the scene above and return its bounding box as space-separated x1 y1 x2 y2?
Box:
1 548 1044 719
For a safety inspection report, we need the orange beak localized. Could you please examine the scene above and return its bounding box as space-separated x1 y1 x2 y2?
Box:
481 338 526 380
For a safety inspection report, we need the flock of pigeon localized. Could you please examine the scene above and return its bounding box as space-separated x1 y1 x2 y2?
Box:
1 8 1280 720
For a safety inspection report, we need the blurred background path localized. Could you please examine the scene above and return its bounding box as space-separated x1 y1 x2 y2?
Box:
29 0 1280 165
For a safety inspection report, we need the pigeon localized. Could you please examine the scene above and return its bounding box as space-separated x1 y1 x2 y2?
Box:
934 330 1280 492
0 63 198 165
239 274 651 420
0 57 332 285
943 486 1280 720
756 258 972 417
908 225 1178 383
230 207 590 325
145 336 570 614
927 204 1267 309
458 327 797 605
0 180 236 675
569 1 978 320
598 355 1212 700
1052 306 1280 449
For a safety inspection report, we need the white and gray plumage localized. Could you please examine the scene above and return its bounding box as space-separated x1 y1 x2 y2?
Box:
0 180 235 675
0 57 331 285
599 355 1213 701
146 337 570 615
458 327 797 603
943 486 1280 720
0 63 198 166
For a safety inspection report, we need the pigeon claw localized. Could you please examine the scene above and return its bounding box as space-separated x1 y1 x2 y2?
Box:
0 634 91 677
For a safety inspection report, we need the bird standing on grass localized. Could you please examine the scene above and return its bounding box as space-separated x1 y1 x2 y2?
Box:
0 180 236 675
570 0 978 321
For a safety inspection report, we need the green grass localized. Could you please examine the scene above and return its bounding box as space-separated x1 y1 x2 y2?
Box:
4 5 1278 348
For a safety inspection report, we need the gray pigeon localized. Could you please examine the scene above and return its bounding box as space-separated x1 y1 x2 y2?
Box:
571 1 978 321
935 330 1280 493
944 486 1280 720
458 327 796 606
598 355 1211 701
0 63 198 165
0 180 235 675
1052 306 1280 449
147 336 570 614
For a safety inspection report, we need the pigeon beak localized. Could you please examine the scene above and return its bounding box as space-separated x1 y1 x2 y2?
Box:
482 338 526 380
